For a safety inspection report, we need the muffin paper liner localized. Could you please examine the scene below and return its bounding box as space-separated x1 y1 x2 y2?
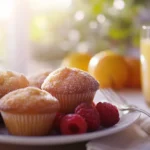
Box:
1 112 56 136
54 91 96 113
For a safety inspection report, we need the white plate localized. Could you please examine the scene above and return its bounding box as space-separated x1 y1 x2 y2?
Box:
0 91 141 146
0 111 140 146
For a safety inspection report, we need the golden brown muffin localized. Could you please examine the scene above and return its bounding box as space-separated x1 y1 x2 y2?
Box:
0 87 60 136
28 70 52 89
0 70 29 98
41 67 99 113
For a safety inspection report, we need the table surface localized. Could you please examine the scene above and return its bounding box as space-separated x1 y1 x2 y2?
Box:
0 142 87 150
0 89 147 150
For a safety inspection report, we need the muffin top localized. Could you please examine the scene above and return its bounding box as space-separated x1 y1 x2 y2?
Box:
0 70 29 98
41 67 99 94
28 70 52 88
0 87 60 114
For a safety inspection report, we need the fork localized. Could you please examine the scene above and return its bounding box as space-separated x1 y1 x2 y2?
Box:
99 88 150 117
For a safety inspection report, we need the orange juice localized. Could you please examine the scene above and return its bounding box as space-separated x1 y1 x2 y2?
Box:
141 39 150 105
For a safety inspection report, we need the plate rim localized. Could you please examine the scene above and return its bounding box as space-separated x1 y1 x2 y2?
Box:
0 111 140 146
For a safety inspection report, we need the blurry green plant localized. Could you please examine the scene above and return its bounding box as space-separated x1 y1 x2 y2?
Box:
31 0 150 60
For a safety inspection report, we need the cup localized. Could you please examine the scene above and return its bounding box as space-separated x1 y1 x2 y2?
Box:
141 26 150 105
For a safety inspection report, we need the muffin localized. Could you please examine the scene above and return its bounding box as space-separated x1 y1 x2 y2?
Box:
0 70 29 98
28 70 52 89
41 67 99 113
0 87 60 136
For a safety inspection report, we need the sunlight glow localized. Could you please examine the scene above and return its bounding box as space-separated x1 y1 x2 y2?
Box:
97 14 106 24
31 0 72 11
0 0 13 20
89 57 99 68
140 55 145 66
74 11 85 21
113 0 125 10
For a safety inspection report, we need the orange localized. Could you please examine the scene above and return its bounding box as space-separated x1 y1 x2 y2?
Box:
88 50 129 89
61 52 91 71
125 57 141 88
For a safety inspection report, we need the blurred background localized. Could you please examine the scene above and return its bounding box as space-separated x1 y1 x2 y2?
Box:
0 0 150 74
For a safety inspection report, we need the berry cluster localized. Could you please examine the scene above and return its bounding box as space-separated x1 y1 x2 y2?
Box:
53 102 120 135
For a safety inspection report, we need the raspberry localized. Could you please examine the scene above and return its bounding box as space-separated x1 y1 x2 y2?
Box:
75 103 100 131
53 113 65 131
75 103 94 112
60 114 87 135
92 102 96 107
96 102 120 127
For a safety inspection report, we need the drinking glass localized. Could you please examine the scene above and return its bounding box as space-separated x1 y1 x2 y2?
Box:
141 26 150 105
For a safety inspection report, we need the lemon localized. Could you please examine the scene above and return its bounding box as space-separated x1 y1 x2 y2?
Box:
61 52 91 71
88 50 129 89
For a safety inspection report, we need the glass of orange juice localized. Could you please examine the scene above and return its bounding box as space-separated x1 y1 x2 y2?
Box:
141 26 150 105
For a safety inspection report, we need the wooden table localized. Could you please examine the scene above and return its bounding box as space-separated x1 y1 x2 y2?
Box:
0 142 86 150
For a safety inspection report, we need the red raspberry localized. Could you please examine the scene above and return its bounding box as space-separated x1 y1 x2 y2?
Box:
60 114 87 135
92 102 96 107
96 102 120 127
53 113 65 130
75 103 100 131
75 103 94 112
